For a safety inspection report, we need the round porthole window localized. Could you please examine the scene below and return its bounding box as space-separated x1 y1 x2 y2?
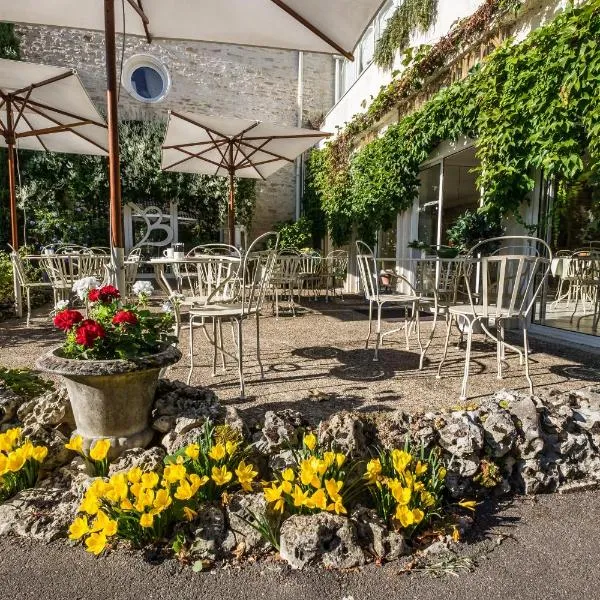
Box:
121 55 171 104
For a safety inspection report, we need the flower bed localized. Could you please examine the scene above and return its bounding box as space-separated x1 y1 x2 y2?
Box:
0 379 598 569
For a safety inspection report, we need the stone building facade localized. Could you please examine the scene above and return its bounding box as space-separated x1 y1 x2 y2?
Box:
15 25 336 238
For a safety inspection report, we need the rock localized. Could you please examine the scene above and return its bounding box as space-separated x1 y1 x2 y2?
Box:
268 449 297 472
444 471 472 498
279 513 366 569
318 412 368 457
22 424 72 472
437 413 483 457
161 427 204 455
108 447 166 476
421 539 453 558
255 410 306 453
224 407 246 438
225 492 269 553
152 380 221 434
497 391 544 460
0 385 23 425
374 411 410 449
481 409 517 457
0 462 88 541
17 387 74 429
558 478 600 494
571 406 600 434
190 505 228 560
351 506 407 560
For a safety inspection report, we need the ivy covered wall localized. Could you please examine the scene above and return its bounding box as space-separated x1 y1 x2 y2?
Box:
311 0 600 245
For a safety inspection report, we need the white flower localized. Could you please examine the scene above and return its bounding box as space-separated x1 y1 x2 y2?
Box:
72 277 100 301
54 299 69 311
161 301 173 313
132 280 154 296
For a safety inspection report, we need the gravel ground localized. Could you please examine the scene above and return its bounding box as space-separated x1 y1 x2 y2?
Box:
2 297 600 424
0 491 598 600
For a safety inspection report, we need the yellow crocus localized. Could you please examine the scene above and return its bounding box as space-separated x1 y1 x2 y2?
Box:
391 450 412 474
308 488 327 511
0 434 12 453
323 452 335 467
264 484 285 513
20 440 34 460
65 435 83 454
235 461 258 492
395 505 424 528
6 450 26 473
303 433 317 451
91 511 118 537
325 478 343 502
281 480 293 494
225 441 238 456
414 461 428 477
120 498 133 511
388 480 411 506
208 444 226 462
163 464 187 484
327 499 347 515
281 468 295 482
85 532 107 555
188 473 209 495
153 488 172 513
127 467 142 484
364 458 382 484
89 479 111 498
335 453 346 468
420 490 436 507
79 492 100 516
174 480 193 501
141 472 159 489
68 516 89 540
185 444 200 460
89 439 111 462
438 467 447 480
299 459 321 489
412 508 424 525
211 466 233 487
139 512 154 528
291 484 310 507
0 454 7 476
31 445 48 463
458 499 478 512
183 506 198 522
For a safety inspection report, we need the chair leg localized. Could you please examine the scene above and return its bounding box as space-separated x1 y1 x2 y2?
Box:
236 318 245 400
404 308 410 351
219 319 226 371
420 306 437 370
437 314 453 379
212 318 218 377
496 318 504 380
374 303 382 362
26 288 32 327
187 318 195 386
275 287 280 319
256 314 265 380
415 302 423 369
460 323 474 401
523 323 533 395
366 301 373 349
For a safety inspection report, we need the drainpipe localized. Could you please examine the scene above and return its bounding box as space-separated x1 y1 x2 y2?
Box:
295 51 304 221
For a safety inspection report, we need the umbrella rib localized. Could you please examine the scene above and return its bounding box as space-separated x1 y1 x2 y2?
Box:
238 139 295 164
12 88 33 131
205 129 230 169
125 0 152 43
17 101 106 153
170 140 228 160
16 121 97 139
242 133 331 141
11 95 107 129
268 0 354 60
232 121 261 140
19 112 49 152
163 139 228 150
234 142 266 180
170 111 231 143
233 138 272 170
162 147 224 172
10 71 75 98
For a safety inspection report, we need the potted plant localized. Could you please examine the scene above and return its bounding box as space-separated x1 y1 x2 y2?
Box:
36 280 180 458
407 240 432 258
446 210 505 253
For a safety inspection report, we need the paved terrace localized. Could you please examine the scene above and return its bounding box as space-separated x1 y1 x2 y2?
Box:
2 296 600 423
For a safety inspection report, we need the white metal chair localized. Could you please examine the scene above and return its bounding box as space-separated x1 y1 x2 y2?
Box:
40 254 75 302
570 255 600 332
323 249 348 301
437 235 552 400
356 241 423 363
9 249 52 326
187 232 280 399
270 249 301 318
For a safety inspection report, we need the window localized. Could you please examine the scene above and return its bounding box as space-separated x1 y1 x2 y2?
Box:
358 25 375 74
121 55 171 104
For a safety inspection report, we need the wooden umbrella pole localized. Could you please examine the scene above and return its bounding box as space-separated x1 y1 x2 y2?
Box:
228 145 236 246
104 0 126 292
5 96 18 250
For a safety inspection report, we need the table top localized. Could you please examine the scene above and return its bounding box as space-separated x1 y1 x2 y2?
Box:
148 255 241 265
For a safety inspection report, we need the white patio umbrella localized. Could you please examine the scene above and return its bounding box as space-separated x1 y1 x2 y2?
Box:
0 58 107 250
2 0 384 289
161 111 330 243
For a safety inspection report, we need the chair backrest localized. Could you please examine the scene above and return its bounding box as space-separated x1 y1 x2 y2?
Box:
274 250 302 281
41 255 73 286
76 254 110 280
242 232 280 315
326 250 349 279
186 244 241 258
356 241 379 300
10 250 28 286
127 248 142 261
463 235 552 319
414 257 464 304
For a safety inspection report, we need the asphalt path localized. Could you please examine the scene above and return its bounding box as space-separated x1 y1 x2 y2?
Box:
0 491 598 600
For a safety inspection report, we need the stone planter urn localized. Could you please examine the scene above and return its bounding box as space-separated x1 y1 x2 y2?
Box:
36 344 181 458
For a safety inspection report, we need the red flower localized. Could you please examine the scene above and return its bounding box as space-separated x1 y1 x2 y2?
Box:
112 310 138 326
53 309 84 332
75 319 106 348
88 285 120 303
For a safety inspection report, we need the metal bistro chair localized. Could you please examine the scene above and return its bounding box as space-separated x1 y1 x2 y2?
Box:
9 248 53 326
356 241 423 363
323 249 349 301
40 254 75 303
270 249 301 318
187 232 279 399
437 236 552 400
570 254 600 332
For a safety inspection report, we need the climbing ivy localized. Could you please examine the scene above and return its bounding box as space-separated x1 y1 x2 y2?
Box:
312 0 600 244
374 0 438 70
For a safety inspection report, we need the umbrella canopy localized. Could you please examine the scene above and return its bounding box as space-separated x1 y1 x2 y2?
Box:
161 111 330 243
0 58 107 248
2 0 385 60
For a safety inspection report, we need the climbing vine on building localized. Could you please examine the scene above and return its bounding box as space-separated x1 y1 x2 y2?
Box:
311 0 600 245
374 0 438 70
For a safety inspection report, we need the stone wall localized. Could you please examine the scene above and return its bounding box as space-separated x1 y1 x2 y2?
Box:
15 25 336 238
